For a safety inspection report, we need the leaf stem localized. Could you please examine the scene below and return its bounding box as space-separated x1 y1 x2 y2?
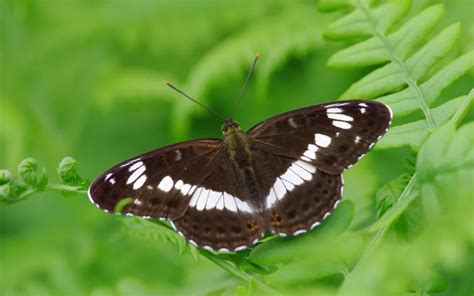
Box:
450 88 474 124
15 184 87 202
339 173 418 293
356 0 436 129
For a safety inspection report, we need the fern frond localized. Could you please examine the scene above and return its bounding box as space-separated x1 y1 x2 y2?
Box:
378 93 473 150
323 0 409 41
327 4 444 68
320 1 474 149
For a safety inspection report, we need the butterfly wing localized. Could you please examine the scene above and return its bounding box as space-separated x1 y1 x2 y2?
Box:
247 100 391 236
88 139 223 219
172 157 264 252
248 100 392 174
88 138 264 251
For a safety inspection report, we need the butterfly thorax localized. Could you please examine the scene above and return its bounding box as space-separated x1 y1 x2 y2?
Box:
222 119 262 203
222 120 252 168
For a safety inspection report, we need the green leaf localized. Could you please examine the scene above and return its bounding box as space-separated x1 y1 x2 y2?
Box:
417 122 474 183
249 200 354 266
328 4 444 68
379 51 474 117
323 0 410 41
114 197 133 213
377 94 473 150
375 173 411 218
0 169 12 185
0 183 12 200
341 23 460 99
375 173 423 241
57 157 85 186
317 0 363 12
369 119 474 233
37 167 48 189
18 158 39 186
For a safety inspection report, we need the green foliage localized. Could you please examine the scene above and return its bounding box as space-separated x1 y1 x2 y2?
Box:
1 0 473 295
0 157 88 204
57 157 88 186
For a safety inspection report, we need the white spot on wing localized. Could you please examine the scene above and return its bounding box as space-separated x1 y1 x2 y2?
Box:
303 150 316 160
333 120 352 129
108 178 116 184
216 195 224 210
235 198 253 213
359 103 368 107
175 149 182 161
265 187 277 209
180 183 192 195
295 160 316 173
290 164 312 181
189 187 202 207
223 193 237 212
105 173 113 181
129 161 144 172
274 178 287 200
327 107 343 113
174 180 184 190
282 169 304 185
308 144 318 152
234 245 247 252
206 190 221 210
281 178 295 192
196 188 209 211
288 117 298 128
126 165 146 184
360 108 366 114
315 133 331 147
133 174 147 190
293 229 306 236
355 136 361 144
157 175 174 192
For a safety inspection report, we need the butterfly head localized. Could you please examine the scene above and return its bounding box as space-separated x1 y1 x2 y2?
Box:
222 119 241 135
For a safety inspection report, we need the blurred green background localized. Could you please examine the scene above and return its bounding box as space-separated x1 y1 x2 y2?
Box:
1 0 473 295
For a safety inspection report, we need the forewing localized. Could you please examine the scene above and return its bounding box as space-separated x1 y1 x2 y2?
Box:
88 139 222 220
248 100 392 174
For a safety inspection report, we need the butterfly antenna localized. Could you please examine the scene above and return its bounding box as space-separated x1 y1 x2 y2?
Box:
230 52 260 120
164 81 225 121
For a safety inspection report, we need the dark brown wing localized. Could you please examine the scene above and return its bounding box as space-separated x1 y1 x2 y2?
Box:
247 100 391 236
248 100 392 174
88 139 264 251
88 139 222 219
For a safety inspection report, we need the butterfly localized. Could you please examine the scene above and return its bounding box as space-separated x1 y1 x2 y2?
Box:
88 54 392 252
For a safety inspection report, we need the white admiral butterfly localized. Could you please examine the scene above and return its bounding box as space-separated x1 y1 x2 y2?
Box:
88 54 392 252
